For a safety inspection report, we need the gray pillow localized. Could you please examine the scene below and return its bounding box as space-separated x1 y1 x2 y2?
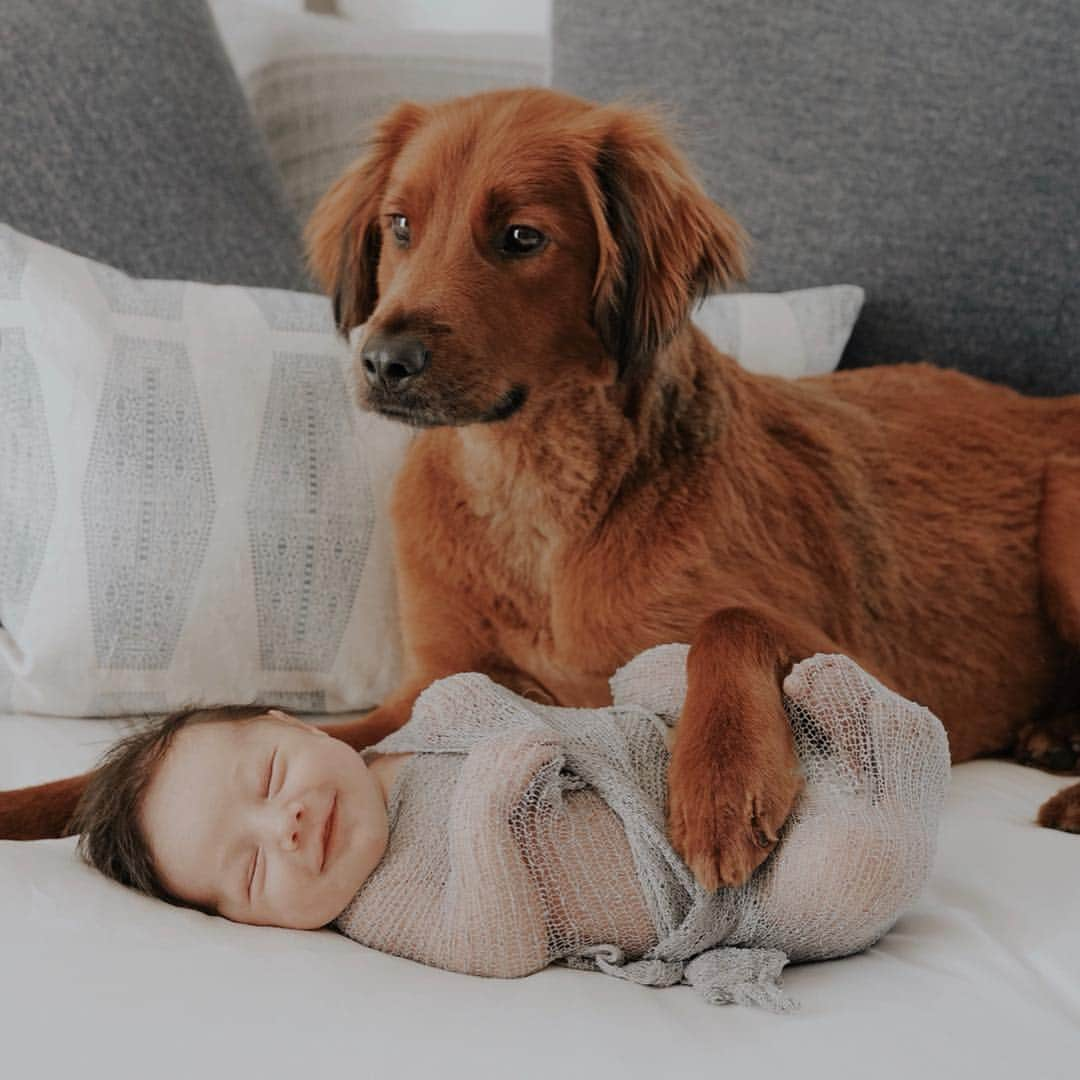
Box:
553 0 1079 395
1 0 310 290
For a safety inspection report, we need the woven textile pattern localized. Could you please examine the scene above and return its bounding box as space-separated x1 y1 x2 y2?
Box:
0 224 411 716
336 647 950 1010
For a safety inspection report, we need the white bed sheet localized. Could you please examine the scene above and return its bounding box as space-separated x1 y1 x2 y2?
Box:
1 709 1078 1080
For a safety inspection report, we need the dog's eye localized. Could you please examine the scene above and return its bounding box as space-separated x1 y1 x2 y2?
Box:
501 225 547 257
388 214 410 248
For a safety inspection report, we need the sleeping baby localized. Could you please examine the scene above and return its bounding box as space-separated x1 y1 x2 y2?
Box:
71 646 950 1012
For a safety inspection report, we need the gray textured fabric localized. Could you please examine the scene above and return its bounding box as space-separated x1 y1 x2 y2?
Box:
553 0 1079 395
1 0 310 289
336 647 949 1011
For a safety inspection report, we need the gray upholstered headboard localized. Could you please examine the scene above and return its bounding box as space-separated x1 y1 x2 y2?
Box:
1 0 308 290
553 0 1078 395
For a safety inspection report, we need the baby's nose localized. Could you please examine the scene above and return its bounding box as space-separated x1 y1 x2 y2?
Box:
277 800 307 853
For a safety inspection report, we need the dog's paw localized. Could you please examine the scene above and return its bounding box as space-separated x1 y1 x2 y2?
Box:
1036 781 1080 833
667 744 804 891
1014 713 1080 774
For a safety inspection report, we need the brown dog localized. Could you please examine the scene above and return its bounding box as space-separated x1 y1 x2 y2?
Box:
301 87 1080 886
3 89 1079 883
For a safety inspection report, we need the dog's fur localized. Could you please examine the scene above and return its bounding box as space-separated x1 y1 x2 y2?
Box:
302 88 1080 886
2 89 1078 885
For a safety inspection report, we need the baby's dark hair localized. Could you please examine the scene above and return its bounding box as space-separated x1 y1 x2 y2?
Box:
69 704 270 912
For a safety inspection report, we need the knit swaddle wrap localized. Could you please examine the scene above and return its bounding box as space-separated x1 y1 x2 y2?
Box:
333 647 950 1010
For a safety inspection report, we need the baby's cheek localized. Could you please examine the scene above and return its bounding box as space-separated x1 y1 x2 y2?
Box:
262 870 330 930
315 866 368 927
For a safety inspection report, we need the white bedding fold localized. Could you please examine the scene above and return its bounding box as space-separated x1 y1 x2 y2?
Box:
1 712 1077 1079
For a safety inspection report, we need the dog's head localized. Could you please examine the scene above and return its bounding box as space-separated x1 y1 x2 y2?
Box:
306 88 746 428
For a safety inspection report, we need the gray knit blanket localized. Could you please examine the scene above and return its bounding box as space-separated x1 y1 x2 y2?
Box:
334 646 949 1011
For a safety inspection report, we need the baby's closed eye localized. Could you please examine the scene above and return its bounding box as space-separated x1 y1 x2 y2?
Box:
248 849 260 899
264 748 279 797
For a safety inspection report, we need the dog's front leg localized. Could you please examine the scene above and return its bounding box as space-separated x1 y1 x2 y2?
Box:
668 605 836 890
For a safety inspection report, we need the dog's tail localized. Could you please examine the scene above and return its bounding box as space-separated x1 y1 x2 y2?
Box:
0 771 90 840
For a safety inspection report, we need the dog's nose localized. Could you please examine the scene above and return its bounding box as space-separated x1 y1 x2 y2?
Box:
361 334 430 390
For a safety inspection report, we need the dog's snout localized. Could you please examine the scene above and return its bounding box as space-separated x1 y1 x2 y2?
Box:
361 334 430 390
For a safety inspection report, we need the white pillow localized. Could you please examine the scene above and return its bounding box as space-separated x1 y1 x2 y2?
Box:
693 285 865 378
208 0 551 227
333 0 551 37
0 225 413 717
0 225 861 717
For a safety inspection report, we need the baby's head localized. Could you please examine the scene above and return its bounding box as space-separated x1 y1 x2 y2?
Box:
71 706 389 930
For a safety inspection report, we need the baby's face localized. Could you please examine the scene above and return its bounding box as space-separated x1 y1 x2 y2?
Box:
139 711 388 930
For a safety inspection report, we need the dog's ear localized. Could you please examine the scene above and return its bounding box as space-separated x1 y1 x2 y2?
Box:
305 102 428 336
578 106 748 382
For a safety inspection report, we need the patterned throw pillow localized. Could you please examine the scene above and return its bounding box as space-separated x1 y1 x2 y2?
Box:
0 225 861 717
0 225 412 717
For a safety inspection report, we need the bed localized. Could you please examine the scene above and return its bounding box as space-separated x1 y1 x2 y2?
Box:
2 710 1077 1077
2 1 1078 1075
